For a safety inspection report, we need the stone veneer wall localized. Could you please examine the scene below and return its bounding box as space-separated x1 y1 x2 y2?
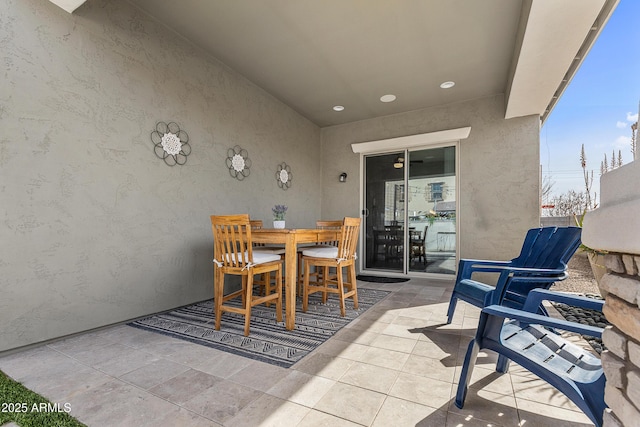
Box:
600 253 640 426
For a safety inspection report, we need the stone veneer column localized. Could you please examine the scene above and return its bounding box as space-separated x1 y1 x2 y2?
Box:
583 160 640 427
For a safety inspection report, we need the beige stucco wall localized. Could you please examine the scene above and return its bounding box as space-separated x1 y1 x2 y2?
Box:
0 0 321 351
583 160 640 254
320 95 541 262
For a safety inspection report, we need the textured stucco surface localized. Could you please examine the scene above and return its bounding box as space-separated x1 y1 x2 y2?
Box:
320 95 541 262
0 0 320 351
583 160 640 254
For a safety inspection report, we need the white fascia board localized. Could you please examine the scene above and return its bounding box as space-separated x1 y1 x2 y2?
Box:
505 0 608 119
351 127 471 154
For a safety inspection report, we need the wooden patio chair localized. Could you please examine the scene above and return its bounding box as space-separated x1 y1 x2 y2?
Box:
456 288 606 427
297 220 343 293
301 217 360 316
446 226 582 324
211 214 283 336
410 227 427 264
384 225 404 262
250 219 285 302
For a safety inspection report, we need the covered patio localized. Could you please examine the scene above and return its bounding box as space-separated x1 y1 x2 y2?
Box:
1 0 623 426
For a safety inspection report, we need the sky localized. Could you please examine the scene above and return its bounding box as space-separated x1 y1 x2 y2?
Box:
540 0 639 205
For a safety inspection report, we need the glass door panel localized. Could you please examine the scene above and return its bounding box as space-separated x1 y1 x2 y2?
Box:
407 147 456 274
364 153 405 272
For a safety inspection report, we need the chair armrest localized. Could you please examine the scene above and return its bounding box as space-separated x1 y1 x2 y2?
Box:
483 304 604 338
522 288 604 313
486 269 568 306
457 259 513 280
459 259 566 279
485 266 567 276
460 259 512 267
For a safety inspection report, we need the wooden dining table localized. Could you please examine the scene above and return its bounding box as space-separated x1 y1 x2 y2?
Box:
252 228 341 330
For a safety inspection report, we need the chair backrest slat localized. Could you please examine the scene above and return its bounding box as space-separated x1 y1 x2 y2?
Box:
317 220 342 246
511 227 582 269
337 217 361 260
211 214 253 267
250 220 265 247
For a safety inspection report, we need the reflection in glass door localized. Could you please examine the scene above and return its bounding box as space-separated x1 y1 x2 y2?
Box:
407 147 456 274
364 153 404 272
363 147 456 276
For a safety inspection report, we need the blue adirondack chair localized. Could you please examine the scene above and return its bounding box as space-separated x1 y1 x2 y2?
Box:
455 289 606 426
446 226 582 324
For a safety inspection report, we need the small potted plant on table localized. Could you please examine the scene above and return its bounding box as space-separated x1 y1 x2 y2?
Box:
272 204 287 229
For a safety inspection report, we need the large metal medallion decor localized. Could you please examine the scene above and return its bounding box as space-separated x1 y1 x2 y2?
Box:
151 122 191 166
226 145 251 180
276 162 292 190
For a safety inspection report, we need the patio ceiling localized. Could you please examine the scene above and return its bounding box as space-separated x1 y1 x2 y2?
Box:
54 0 617 127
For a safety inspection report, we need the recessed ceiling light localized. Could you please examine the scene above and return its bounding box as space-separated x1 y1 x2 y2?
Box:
440 81 455 89
333 105 345 112
380 94 396 103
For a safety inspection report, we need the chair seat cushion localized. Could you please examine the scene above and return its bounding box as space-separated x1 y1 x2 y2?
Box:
302 246 339 258
253 246 286 255
303 244 335 249
252 251 282 264
215 251 281 266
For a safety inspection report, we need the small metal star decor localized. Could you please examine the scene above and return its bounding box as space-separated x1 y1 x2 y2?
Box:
276 162 292 190
151 122 191 166
226 145 251 180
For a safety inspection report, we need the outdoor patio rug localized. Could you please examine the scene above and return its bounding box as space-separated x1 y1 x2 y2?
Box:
128 287 390 368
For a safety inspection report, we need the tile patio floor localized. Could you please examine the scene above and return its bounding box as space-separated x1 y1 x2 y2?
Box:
0 278 594 426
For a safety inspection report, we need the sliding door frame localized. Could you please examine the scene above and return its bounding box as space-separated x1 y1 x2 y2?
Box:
351 127 470 278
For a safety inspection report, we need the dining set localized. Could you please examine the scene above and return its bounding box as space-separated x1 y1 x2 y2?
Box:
210 214 361 336
373 225 427 265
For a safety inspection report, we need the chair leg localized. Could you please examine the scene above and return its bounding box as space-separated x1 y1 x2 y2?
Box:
302 261 311 313
496 355 510 373
214 269 223 331
297 252 303 295
446 296 458 324
241 275 247 306
322 266 329 303
243 274 253 337
275 266 283 323
348 265 358 309
336 268 346 317
264 272 273 307
455 338 480 409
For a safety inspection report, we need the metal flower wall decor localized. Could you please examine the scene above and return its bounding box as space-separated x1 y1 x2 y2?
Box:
276 162 292 190
226 145 251 180
151 122 191 166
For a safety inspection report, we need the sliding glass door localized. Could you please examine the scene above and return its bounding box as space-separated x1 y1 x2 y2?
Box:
363 146 457 276
363 152 405 273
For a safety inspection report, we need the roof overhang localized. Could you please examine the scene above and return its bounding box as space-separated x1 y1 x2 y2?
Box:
506 0 618 121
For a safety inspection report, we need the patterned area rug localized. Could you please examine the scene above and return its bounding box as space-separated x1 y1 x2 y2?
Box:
128 288 390 368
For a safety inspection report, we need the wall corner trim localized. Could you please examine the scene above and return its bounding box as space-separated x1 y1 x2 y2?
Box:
350 126 471 154
48 0 87 13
